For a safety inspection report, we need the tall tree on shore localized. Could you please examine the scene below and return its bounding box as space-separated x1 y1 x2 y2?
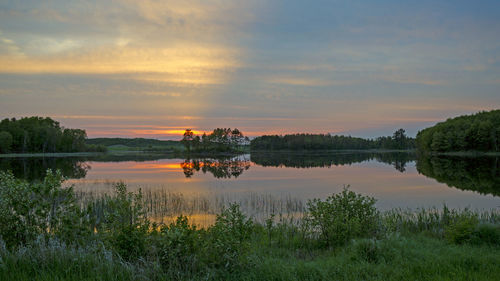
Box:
393 128 407 149
181 129 194 152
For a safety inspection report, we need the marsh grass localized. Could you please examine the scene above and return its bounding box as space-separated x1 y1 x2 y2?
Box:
1 170 499 281
75 186 305 226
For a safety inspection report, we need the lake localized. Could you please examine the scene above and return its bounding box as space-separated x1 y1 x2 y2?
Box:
1 152 499 225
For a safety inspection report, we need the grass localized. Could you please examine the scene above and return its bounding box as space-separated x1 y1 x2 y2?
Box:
1 171 499 281
2 231 499 281
246 234 500 281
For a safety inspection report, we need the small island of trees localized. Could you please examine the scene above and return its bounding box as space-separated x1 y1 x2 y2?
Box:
181 128 249 153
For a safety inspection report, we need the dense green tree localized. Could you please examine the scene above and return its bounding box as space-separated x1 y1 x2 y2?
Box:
416 110 500 153
393 128 407 149
0 131 13 153
181 128 247 153
0 117 97 153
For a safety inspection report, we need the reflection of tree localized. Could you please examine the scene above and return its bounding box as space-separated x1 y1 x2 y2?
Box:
416 155 500 196
180 158 251 178
250 152 415 172
0 157 90 181
374 153 416 173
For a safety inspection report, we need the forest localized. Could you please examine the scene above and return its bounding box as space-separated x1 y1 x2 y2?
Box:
250 129 415 151
0 117 105 153
416 109 500 153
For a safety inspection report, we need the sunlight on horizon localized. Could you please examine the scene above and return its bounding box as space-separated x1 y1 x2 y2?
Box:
1 0 499 138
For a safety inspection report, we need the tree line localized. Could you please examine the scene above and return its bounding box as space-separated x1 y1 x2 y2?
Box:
181 128 249 153
86 138 180 148
416 110 500 152
0 117 105 153
250 129 415 151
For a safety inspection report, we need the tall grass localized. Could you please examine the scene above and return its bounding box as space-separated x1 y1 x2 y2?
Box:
76 186 305 226
1 170 499 281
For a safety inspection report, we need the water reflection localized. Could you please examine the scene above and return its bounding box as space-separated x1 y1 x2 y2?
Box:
417 155 500 196
251 152 415 173
180 157 251 178
1 152 499 211
0 157 90 181
0 153 173 181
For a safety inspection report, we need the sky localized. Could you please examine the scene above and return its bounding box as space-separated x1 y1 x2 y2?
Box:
0 0 499 139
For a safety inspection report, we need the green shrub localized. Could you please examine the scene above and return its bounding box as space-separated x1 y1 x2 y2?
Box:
444 214 478 244
471 223 500 246
158 215 202 275
0 170 90 248
305 187 380 247
89 182 150 260
204 203 253 271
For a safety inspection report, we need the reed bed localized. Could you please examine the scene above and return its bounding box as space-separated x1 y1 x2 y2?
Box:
75 187 306 226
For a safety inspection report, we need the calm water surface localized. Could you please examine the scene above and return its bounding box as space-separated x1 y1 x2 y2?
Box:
2 152 499 224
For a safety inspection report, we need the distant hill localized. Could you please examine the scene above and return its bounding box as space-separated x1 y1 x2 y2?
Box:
416 110 500 153
86 138 181 149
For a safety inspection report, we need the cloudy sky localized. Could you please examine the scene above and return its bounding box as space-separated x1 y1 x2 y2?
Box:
1 0 499 139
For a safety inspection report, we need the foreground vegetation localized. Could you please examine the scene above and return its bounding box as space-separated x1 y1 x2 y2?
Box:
1 170 499 280
416 109 500 153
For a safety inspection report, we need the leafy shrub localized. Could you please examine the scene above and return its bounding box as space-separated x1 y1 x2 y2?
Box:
0 170 90 248
444 214 478 244
204 203 253 270
89 182 150 260
305 187 380 247
471 223 500 246
157 215 201 275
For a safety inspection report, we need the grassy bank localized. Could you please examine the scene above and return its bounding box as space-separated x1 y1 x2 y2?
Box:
1 170 499 281
2 232 499 281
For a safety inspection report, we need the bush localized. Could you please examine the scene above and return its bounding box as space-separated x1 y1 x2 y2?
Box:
89 182 150 260
157 215 202 276
0 170 90 248
471 223 500 246
305 187 380 247
444 214 478 244
204 203 253 271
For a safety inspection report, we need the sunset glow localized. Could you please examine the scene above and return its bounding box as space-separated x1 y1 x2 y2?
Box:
1 1 499 138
